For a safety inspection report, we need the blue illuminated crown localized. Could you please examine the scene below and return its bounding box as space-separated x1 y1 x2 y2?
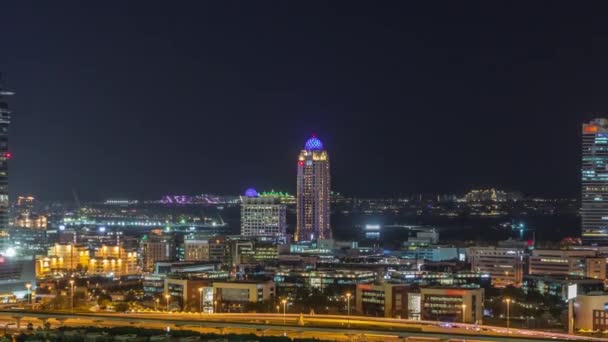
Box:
304 135 324 151
244 188 258 197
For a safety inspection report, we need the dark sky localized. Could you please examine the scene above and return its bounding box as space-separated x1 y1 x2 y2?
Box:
1 1 608 200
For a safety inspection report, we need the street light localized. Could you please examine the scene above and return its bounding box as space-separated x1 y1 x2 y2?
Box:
69 280 75 313
155 298 160 311
505 298 511 332
346 293 352 328
25 283 32 305
276 305 280 313
198 287 203 314
281 299 287 325
461 304 466 323
281 299 287 336
165 294 170 312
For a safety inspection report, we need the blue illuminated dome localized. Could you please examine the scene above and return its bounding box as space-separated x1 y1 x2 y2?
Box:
304 135 324 151
245 188 258 197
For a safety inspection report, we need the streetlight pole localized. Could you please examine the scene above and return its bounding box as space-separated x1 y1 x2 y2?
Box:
281 299 287 336
165 294 170 312
198 287 203 314
505 298 511 333
25 283 31 305
346 293 352 328
281 299 287 325
69 280 75 313
461 304 466 323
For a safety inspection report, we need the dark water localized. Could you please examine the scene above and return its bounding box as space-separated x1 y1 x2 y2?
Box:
220 204 580 245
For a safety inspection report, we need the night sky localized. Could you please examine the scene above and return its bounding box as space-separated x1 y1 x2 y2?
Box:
2 1 608 200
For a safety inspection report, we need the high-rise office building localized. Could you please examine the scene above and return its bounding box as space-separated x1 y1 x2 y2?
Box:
582 119 608 244
240 188 286 238
296 135 330 241
0 75 12 233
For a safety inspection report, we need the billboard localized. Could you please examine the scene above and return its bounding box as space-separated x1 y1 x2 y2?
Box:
567 284 577 300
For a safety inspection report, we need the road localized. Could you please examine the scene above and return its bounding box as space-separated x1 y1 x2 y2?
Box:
0 311 604 342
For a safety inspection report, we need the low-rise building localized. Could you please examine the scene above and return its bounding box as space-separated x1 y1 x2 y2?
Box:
528 249 597 277
165 277 212 312
88 245 138 276
522 275 604 300
213 280 275 312
274 269 376 290
468 247 525 287
355 283 409 318
575 292 608 331
36 244 89 276
419 287 484 324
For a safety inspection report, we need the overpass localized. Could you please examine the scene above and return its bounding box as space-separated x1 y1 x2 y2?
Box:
0 311 603 342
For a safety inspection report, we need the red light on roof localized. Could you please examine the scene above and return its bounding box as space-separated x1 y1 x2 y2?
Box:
585 125 599 134
298 160 304 166
5 152 12 160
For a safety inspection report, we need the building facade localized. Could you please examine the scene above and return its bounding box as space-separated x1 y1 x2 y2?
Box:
468 247 525 287
141 234 176 272
296 135 331 241
0 75 11 233
89 245 138 276
419 287 484 324
240 189 286 238
575 292 608 331
356 283 409 318
582 118 608 244
528 249 597 277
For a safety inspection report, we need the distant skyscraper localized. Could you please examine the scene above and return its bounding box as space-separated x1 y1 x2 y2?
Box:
0 75 12 232
582 118 608 244
240 188 286 238
296 135 330 241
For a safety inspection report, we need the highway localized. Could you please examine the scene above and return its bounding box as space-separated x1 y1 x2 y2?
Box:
0 311 604 342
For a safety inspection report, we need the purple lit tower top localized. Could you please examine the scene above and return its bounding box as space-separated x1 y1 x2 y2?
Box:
244 188 259 197
304 135 324 151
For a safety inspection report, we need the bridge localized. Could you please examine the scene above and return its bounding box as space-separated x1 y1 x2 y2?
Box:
0 311 603 342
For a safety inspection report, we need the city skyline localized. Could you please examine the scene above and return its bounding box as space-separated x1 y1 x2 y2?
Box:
3 2 608 200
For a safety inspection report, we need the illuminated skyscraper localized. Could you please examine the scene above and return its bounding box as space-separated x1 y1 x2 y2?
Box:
296 135 330 241
0 75 12 232
582 118 608 244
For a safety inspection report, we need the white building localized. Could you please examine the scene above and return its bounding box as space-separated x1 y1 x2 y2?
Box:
240 189 286 238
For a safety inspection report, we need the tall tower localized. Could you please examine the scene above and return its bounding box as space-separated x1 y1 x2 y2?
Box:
0 75 12 232
582 118 608 244
296 135 330 241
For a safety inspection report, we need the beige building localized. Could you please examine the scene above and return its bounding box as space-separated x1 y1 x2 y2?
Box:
468 247 524 287
36 244 89 276
356 283 409 318
165 277 212 312
586 258 607 280
529 249 598 277
141 234 176 272
574 292 608 331
420 287 484 324
184 239 210 261
89 245 138 276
